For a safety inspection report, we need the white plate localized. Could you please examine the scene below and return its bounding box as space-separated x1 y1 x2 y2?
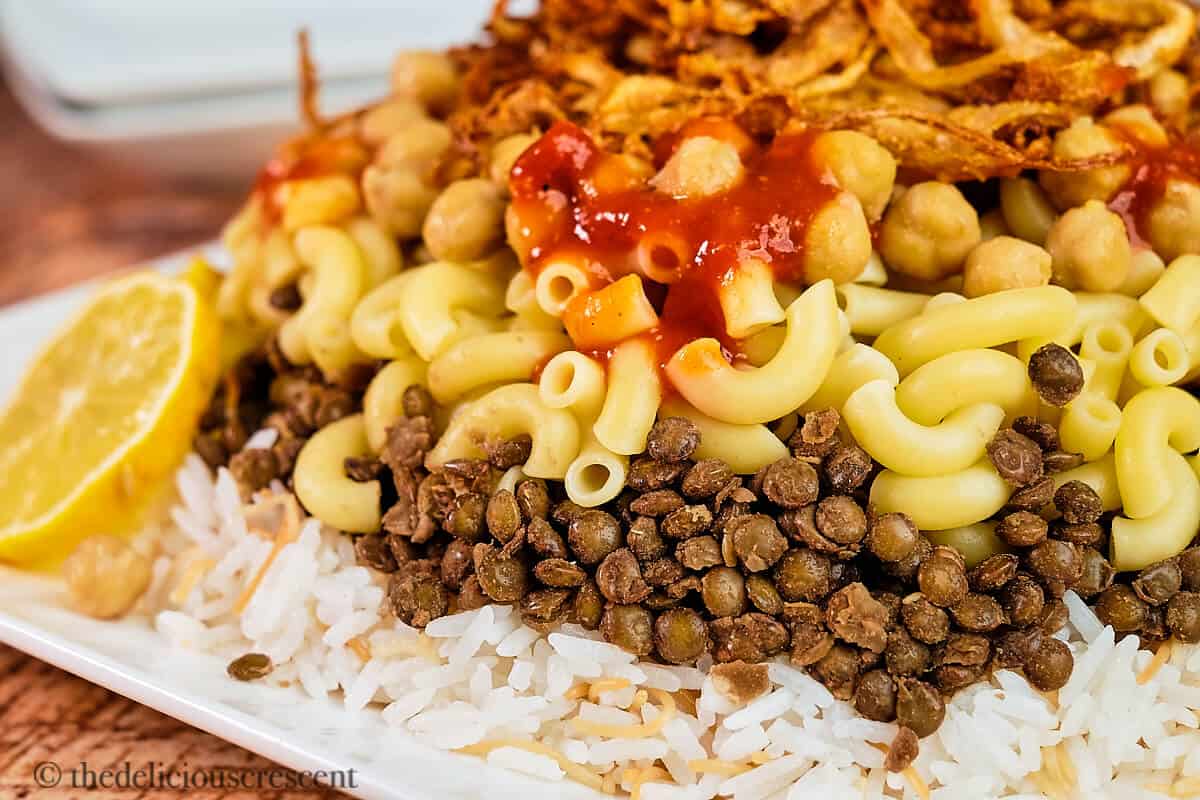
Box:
0 249 597 800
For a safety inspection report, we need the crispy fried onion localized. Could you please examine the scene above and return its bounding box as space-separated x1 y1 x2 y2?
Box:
807 105 1132 181
435 0 1198 181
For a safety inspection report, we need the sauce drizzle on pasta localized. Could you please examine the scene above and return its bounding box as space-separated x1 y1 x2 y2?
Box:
509 120 841 373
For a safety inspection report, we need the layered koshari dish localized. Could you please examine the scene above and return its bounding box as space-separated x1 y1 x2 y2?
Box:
52 0 1200 796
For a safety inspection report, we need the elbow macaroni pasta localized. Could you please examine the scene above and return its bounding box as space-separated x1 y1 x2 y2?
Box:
427 330 571 404
1111 451 1200 571
427 383 580 478
894 349 1036 425
278 226 367 374
362 356 428 453
667 279 841 424
843 379 1005 476
869 459 1012 531
801 342 899 414
1114 386 1200 518
594 339 663 455
659 397 789 475
1139 254 1200 334
398 261 506 360
293 415 381 533
873 286 1076 376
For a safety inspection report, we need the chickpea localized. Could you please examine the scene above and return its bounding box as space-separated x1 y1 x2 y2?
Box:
488 133 540 189
1045 201 1131 291
879 182 981 281
1104 105 1168 148
1150 69 1190 118
362 164 439 239
650 136 744 199
999 177 1058 246
63 534 152 619
1146 178 1200 262
810 130 897 220
422 178 506 262
375 118 453 169
1038 118 1130 210
804 192 872 284
390 50 460 115
962 236 1052 297
359 98 427 146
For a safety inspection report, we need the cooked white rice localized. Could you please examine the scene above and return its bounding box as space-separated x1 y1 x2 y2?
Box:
146 453 1200 799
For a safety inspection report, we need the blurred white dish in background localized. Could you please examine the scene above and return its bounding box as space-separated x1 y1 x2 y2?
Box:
0 0 501 181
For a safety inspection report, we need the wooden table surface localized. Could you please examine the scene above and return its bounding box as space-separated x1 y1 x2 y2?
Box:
0 82 345 798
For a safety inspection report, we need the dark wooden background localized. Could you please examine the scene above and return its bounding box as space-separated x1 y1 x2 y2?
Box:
0 81 343 798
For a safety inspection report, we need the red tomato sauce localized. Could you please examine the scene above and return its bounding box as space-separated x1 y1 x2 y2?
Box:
1108 130 1200 250
508 120 839 373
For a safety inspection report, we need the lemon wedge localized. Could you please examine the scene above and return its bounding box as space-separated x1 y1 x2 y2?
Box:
0 271 220 567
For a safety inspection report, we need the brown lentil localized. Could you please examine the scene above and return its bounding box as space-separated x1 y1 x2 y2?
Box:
1167 592 1200 643
533 558 586 587
745 574 784 615
629 489 684 517
854 669 897 722
355 534 398 573
654 607 710 664
401 384 434 418
760 457 820 509
886 728 920 773
812 643 861 699
486 490 522 541
917 551 969 607
472 544 528 603
901 594 951 644
647 417 700 463
515 479 551 520
729 514 788 571
446 492 487 540
596 548 652 604
526 517 568 559
1056 521 1104 547
1023 636 1074 691
1054 480 1103 524
1028 344 1084 407
389 570 449 627
701 566 746 617
487 435 532 469
986 429 1044 486
521 588 572 627
661 505 713 539
600 604 654 656
627 456 688 491
1007 476 1055 512
1012 416 1059 452
896 678 945 738
677 536 723 571
568 510 622 564
815 496 867 545
823 443 874 493
996 511 1048 547
1180 547 1200 591
627 516 666 561
773 549 834 602
1002 575 1046 627
681 459 735 499
867 513 919 563
1026 539 1083 585
885 628 932 676
1095 585 1149 632
969 553 1018 592
950 593 1006 632
826 582 889 652
1133 559 1183 606
1074 548 1115 598
228 653 273 681
643 557 686 587
440 539 474 589
1043 450 1085 473
709 661 771 705
572 580 604 629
